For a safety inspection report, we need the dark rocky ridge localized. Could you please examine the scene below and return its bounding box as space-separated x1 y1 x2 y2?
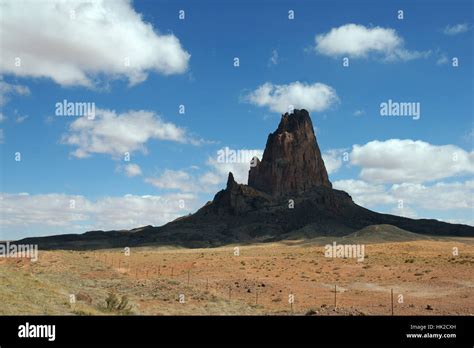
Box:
14 109 474 250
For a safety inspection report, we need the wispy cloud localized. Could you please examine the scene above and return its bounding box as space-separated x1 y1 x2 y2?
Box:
0 79 30 106
268 49 279 66
443 23 470 35
436 54 449 65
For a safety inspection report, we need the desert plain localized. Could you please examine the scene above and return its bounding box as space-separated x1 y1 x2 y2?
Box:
1 228 473 316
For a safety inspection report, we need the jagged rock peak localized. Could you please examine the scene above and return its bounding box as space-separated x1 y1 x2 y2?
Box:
226 172 237 189
248 109 332 197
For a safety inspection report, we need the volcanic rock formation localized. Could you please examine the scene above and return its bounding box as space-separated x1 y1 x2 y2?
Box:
15 109 474 249
248 109 331 197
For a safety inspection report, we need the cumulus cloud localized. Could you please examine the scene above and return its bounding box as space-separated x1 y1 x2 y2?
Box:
333 179 395 207
145 168 223 194
245 81 339 113
206 159 252 185
331 139 473 223
61 108 202 158
350 139 474 184
443 23 470 35
207 147 264 184
145 170 195 192
322 149 348 175
0 79 30 106
390 181 474 211
0 192 199 239
334 179 474 213
123 163 142 177
145 148 264 194
315 24 429 61
0 0 190 87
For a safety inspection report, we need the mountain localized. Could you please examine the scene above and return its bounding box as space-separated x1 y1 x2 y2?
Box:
15 109 474 250
341 224 437 243
248 110 332 196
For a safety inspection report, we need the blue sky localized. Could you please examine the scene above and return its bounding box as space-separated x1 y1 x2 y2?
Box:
0 0 473 240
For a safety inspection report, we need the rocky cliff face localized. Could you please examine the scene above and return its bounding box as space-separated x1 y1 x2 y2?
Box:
204 172 272 215
248 109 331 197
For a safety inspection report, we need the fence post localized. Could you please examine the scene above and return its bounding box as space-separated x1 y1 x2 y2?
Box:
391 288 394 316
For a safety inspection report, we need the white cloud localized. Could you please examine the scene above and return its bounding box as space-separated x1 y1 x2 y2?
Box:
145 168 223 193
145 170 195 192
443 23 470 35
61 108 202 158
390 206 418 219
207 148 264 184
464 128 474 143
0 0 190 87
390 181 474 211
353 110 365 116
333 179 395 207
268 49 279 66
0 79 30 106
0 113 6 123
199 171 222 186
0 192 199 239
350 139 474 184
0 129 4 143
145 148 264 194
15 114 28 123
206 160 252 185
334 179 474 212
315 24 429 61
322 149 348 175
123 163 142 177
436 54 449 65
444 217 474 226
245 81 339 113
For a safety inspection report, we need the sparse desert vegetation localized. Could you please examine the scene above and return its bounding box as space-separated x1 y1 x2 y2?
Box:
0 237 473 315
